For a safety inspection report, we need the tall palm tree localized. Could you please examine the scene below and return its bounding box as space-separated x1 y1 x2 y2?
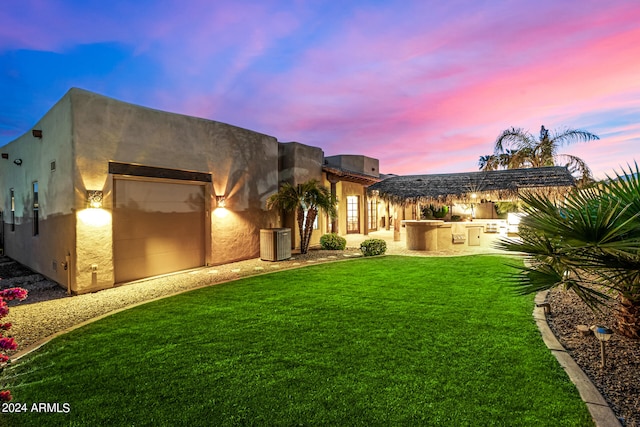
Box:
497 163 640 339
266 179 337 254
479 125 599 185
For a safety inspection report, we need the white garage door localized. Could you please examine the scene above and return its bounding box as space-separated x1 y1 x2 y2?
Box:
113 178 205 283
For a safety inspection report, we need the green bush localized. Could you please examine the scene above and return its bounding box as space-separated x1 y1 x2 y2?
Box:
360 238 387 256
320 233 347 250
495 201 519 219
421 204 449 219
433 205 449 219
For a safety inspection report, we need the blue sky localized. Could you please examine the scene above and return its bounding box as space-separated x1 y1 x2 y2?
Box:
2 0 639 178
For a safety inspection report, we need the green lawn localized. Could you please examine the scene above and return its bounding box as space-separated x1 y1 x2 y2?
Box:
4 255 592 426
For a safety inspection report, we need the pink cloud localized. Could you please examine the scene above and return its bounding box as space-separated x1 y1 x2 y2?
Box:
243 1 640 176
4 0 638 179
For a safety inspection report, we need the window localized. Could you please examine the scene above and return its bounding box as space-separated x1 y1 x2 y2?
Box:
368 199 378 231
347 196 360 234
33 182 39 236
10 189 15 232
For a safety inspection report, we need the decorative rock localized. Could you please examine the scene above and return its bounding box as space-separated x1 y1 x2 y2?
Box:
577 324 592 336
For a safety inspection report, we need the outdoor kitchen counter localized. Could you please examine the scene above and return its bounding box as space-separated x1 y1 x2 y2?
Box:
401 220 444 250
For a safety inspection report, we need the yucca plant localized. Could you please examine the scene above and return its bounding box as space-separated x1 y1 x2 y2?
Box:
497 163 640 339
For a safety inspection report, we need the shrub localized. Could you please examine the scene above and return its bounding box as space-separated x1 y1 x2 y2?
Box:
320 233 347 250
421 204 448 219
360 239 387 256
433 205 449 219
0 287 28 402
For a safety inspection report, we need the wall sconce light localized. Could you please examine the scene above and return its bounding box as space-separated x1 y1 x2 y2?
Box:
32 129 43 138
593 326 613 368
1 153 8 159
216 195 226 208
13 159 22 166
87 190 104 209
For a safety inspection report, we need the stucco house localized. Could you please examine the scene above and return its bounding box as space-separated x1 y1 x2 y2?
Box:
0 88 380 294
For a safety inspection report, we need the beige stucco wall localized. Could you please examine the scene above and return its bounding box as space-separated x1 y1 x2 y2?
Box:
0 88 282 294
0 94 76 288
335 181 369 235
67 88 279 292
277 142 325 250
324 155 380 177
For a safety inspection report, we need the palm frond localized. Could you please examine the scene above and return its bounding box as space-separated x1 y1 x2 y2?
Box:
551 128 600 147
493 127 535 154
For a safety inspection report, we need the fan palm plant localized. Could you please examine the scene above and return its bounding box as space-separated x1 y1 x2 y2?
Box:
497 163 640 339
479 125 599 186
266 179 337 254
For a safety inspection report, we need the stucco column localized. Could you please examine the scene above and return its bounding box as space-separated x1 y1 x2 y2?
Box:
393 203 401 241
386 201 391 230
327 174 339 234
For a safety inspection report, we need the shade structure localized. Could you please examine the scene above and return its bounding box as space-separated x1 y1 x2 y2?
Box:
368 166 575 205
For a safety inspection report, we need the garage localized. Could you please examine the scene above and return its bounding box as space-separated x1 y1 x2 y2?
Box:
113 178 206 283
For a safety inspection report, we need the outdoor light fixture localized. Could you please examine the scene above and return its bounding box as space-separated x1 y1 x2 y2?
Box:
13 159 22 166
213 195 228 218
86 190 104 209
594 326 613 368
216 195 226 208
32 129 43 138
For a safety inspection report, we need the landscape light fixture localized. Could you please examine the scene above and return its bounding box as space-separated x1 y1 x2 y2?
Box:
86 190 104 209
13 159 22 166
32 129 43 138
594 326 613 369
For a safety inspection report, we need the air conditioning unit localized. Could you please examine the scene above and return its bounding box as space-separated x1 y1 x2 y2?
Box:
260 228 292 261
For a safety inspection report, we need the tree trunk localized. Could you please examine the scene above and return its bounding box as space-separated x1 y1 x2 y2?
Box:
615 295 640 339
297 208 306 254
300 208 318 254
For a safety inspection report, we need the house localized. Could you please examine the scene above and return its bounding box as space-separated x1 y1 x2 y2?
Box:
0 88 380 294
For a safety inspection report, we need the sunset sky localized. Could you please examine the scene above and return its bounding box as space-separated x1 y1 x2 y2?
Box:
2 0 639 178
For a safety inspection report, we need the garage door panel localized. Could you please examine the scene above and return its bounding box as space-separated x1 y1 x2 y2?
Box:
115 210 203 240
114 179 205 283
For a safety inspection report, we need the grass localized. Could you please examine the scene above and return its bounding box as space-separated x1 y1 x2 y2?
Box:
3 255 592 426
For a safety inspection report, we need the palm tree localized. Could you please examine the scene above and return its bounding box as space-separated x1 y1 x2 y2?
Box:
478 149 522 171
497 163 640 339
266 179 337 254
479 125 599 185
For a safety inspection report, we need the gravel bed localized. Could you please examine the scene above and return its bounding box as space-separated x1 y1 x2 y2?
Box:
2 253 638 425
546 288 639 427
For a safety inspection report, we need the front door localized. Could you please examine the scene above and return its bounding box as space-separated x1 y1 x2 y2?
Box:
347 195 360 234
